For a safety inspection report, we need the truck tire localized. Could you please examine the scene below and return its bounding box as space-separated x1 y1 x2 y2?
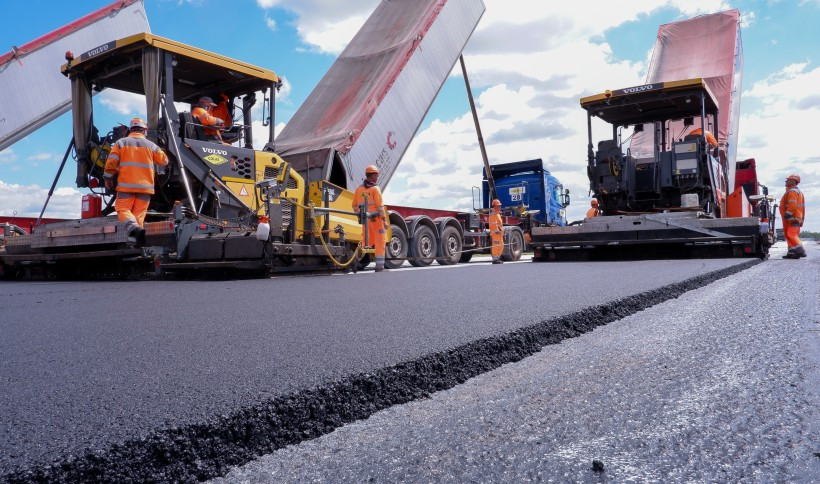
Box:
436 226 462 265
385 224 408 269
459 251 473 263
501 228 524 261
409 225 437 267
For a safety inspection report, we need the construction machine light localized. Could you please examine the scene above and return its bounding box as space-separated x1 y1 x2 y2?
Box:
198 224 207 230
604 90 612 98
65 51 74 61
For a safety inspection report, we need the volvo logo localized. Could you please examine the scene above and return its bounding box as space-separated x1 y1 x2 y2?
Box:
86 44 109 58
80 41 115 61
202 147 228 156
620 84 656 94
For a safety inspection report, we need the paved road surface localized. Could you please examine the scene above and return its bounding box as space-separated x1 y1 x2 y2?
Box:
0 254 764 479
216 243 819 482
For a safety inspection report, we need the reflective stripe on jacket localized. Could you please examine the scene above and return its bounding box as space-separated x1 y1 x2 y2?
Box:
489 211 503 235
353 185 386 221
779 187 805 224
192 106 223 136
104 132 168 194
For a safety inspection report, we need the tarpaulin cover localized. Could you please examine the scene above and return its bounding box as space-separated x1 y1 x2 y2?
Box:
631 10 742 188
0 0 150 152
274 0 484 190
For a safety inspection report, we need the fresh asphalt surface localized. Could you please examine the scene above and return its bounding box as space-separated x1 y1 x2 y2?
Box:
0 253 784 477
215 243 820 483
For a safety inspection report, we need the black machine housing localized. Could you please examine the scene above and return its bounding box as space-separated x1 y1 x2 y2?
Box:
583 81 727 216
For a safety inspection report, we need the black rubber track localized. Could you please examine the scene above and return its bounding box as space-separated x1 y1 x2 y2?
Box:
5 259 761 482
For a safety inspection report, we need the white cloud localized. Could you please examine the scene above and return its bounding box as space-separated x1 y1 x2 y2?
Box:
265 14 277 31
256 0 377 54
99 90 147 116
275 76 293 105
26 152 56 161
0 148 18 164
740 10 757 27
258 1 817 228
739 62 820 231
0 180 81 219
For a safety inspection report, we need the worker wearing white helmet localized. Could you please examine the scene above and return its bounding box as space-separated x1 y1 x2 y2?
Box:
780 174 806 259
353 165 389 272
103 117 168 246
489 199 504 264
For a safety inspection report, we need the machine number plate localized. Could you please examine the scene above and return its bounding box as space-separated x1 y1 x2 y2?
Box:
509 186 525 202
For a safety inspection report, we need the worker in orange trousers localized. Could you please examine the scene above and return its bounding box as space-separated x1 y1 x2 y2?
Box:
104 118 168 245
586 199 601 218
780 174 806 259
489 198 504 264
353 165 388 272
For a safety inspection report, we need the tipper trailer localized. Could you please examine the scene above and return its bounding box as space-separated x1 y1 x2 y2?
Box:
530 10 775 261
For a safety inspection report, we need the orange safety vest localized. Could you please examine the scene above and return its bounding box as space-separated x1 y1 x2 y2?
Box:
489 211 503 257
489 211 503 236
352 185 386 222
192 106 223 136
780 187 805 226
104 132 168 194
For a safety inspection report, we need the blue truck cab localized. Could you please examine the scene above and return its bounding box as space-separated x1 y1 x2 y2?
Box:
483 159 570 226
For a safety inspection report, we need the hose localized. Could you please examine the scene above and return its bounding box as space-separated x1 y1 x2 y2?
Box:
288 197 361 268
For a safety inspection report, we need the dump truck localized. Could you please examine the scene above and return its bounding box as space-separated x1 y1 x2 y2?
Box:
529 10 775 261
1 0 564 277
272 0 567 269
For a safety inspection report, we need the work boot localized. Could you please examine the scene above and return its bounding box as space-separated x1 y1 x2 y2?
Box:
375 265 388 273
795 248 807 258
782 252 798 259
126 228 138 246
135 228 146 248
492 259 503 264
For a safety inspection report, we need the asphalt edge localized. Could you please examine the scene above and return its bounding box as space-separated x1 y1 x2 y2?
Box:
5 258 762 482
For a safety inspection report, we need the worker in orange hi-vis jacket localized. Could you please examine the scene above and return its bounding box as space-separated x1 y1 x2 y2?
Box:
353 165 388 272
690 128 718 148
586 199 601 218
104 117 168 246
489 198 504 264
192 96 225 142
780 173 806 259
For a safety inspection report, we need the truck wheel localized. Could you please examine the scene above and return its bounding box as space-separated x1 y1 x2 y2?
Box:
385 224 408 269
436 226 462 265
459 251 473 263
501 228 524 261
409 225 437 267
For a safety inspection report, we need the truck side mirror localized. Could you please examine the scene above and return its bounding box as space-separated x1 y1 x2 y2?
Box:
563 189 570 207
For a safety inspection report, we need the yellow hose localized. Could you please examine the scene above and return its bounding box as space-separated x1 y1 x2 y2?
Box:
285 197 361 268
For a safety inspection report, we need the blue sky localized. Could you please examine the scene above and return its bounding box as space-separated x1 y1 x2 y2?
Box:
1 0 818 229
